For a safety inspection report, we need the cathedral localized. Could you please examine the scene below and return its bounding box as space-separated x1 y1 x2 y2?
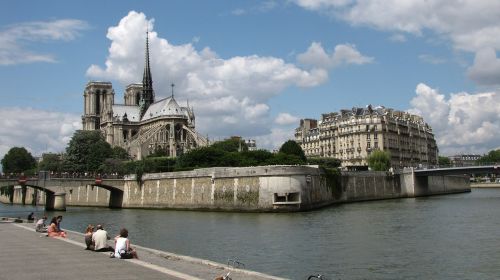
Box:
82 33 208 159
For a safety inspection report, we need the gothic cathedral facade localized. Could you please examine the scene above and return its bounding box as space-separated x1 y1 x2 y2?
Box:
82 33 207 159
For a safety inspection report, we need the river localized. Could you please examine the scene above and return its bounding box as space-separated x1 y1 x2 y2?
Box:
2 188 500 279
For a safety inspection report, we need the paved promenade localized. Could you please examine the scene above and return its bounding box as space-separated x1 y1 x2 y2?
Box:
0 221 286 280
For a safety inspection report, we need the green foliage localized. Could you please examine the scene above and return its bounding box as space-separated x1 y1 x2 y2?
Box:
1 147 37 174
111 146 130 160
175 147 226 169
99 158 128 175
123 157 176 182
64 130 113 172
147 146 168 158
141 157 176 173
265 153 305 165
239 150 274 166
477 149 500 164
367 150 391 171
438 156 451 167
38 153 63 172
211 137 248 152
278 140 306 161
308 157 341 168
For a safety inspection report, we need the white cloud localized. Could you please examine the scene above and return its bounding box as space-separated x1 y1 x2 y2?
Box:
0 108 82 168
0 19 88 65
275 113 300 125
292 0 500 87
297 42 373 69
294 0 352 10
409 83 500 155
254 128 295 151
86 11 333 145
467 48 500 86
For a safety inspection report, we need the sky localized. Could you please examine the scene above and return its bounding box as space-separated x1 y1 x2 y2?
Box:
1 0 499 166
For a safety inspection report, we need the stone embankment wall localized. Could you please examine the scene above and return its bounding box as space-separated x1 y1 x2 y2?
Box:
121 166 334 211
339 170 470 203
0 166 471 212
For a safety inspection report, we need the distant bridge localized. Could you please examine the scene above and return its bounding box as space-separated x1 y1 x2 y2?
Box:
414 165 499 176
0 177 125 211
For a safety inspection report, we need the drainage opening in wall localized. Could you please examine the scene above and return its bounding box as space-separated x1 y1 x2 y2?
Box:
273 192 300 205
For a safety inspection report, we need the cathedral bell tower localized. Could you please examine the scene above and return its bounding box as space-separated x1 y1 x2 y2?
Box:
140 30 155 116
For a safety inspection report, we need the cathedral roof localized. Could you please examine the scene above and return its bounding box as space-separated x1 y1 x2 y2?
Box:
112 105 140 122
141 96 189 121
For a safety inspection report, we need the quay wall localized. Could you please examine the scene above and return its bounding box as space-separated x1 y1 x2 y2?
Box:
121 166 335 211
0 166 470 211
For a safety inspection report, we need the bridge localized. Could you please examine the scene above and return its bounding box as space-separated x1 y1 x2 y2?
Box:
414 165 499 176
0 176 125 211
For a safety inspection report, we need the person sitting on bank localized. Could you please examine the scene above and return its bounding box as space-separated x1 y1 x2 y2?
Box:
47 217 66 238
56 215 63 232
92 224 113 252
27 212 35 222
35 216 47 232
113 228 138 259
84 224 95 250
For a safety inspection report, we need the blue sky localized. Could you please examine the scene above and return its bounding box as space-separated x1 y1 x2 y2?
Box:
1 0 499 164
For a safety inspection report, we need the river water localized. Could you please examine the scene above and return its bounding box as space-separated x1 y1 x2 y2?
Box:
2 188 500 279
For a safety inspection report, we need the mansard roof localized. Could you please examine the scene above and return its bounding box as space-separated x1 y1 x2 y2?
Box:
141 96 189 121
112 105 140 122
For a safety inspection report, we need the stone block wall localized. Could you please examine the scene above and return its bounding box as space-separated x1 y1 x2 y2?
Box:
0 166 471 212
65 185 111 207
340 172 401 202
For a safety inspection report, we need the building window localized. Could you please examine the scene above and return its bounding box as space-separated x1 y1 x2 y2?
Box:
95 90 101 114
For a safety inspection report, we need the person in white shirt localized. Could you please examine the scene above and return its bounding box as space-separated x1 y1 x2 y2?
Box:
35 216 47 232
113 228 138 259
92 224 113 252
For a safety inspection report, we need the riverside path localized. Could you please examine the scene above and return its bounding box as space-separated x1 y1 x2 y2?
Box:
0 221 285 280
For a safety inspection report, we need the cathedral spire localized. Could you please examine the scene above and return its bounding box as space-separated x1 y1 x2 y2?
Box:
140 29 154 116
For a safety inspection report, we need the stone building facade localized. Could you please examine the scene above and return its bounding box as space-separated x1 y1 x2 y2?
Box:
449 154 481 167
82 33 207 159
295 106 438 169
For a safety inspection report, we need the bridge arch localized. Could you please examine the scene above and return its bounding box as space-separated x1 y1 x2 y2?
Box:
90 183 123 208
1 178 125 209
0 182 61 210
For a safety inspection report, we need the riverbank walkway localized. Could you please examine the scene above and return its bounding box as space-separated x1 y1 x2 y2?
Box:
0 220 286 280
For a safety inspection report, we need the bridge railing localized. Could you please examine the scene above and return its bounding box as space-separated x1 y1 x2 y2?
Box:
0 172 124 180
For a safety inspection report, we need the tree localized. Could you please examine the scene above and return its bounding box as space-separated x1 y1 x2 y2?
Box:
64 130 113 172
175 146 226 169
438 156 451 167
1 147 37 174
240 150 274 166
477 149 500 165
367 150 391 171
279 140 306 162
265 153 305 165
38 153 63 172
211 137 248 152
308 157 341 168
112 146 130 160
147 147 168 158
